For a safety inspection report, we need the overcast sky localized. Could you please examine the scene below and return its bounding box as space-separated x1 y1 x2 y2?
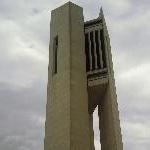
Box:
0 0 150 150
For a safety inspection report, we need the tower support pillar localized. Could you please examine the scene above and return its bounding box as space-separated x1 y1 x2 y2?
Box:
98 85 123 150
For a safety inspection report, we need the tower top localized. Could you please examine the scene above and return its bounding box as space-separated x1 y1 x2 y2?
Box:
99 7 103 17
51 1 82 13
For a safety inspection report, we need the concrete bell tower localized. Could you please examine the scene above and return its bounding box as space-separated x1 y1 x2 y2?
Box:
44 2 123 150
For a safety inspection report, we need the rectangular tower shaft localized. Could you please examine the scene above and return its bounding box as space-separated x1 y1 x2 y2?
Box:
45 2 91 150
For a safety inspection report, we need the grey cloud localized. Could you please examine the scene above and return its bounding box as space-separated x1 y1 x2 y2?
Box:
0 82 46 150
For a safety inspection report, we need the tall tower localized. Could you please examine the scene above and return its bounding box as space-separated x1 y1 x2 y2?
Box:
45 2 123 150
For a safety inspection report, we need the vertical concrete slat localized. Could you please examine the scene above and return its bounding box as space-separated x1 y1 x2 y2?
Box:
88 32 92 71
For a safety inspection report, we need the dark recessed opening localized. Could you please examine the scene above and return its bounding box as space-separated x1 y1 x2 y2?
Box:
100 29 107 68
90 32 95 70
95 30 101 69
53 36 58 75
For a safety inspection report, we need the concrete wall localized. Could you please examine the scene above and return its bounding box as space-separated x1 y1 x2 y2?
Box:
45 2 90 150
97 13 123 150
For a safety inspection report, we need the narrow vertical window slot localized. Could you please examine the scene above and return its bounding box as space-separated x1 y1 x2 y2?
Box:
53 36 58 75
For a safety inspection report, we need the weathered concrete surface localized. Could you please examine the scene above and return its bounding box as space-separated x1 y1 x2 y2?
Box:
45 2 123 150
45 2 90 150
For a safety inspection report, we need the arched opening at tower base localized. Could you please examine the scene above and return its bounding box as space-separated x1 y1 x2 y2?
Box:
93 106 101 150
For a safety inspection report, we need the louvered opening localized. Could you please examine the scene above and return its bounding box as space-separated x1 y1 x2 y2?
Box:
85 29 107 73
